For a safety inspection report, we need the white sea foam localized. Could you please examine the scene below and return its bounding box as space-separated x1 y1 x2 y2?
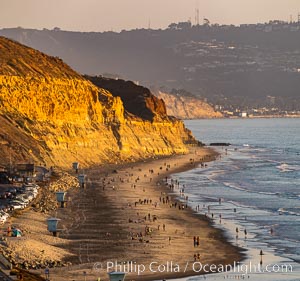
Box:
180 118 300 279
276 163 300 172
257 191 278 196
277 208 300 216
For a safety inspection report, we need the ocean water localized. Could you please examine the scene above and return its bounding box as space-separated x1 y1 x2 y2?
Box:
167 118 300 281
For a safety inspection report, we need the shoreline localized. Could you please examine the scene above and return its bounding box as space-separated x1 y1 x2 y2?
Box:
183 115 300 120
56 146 244 281
3 147 245 281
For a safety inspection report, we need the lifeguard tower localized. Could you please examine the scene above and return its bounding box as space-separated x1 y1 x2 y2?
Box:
78 174 86 188
108 271 126 281
55 191 67 208
72 162 79 174
47 218 61 237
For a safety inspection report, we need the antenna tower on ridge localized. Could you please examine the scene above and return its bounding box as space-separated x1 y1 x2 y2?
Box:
195 8 200 25
194 0 200 26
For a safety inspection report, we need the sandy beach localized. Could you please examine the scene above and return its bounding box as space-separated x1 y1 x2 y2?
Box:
2 147 244 281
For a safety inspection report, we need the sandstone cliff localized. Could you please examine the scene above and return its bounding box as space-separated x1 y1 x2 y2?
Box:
153 90 223 119
85 76 168 122
0 37 196 168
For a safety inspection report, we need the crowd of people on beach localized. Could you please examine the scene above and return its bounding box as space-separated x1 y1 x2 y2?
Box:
81 149 257 280
93 153 221 269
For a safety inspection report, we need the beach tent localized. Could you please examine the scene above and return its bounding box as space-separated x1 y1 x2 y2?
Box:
12 228 22 237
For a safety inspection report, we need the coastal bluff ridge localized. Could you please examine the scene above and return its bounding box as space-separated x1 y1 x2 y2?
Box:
0 36 197 168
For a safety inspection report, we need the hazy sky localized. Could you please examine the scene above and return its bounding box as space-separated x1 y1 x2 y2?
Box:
1 0 300 32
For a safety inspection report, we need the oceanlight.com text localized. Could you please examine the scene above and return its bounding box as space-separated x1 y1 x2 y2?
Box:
92 261 293 275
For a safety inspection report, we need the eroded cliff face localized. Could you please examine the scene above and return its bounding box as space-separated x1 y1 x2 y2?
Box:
154 91 223 119
85 76 168 122
0 37 195 168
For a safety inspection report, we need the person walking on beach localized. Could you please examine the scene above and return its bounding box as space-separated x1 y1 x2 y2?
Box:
260 249 264 265
168 236 171 245
196 236 200 247
163 224 166 231
236 227 239 238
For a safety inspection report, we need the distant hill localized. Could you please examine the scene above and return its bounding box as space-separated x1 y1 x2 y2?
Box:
0 36 195 168
1 24 300 110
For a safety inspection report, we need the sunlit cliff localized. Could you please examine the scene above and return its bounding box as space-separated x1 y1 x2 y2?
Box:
0 37 196 168
153 90 223 119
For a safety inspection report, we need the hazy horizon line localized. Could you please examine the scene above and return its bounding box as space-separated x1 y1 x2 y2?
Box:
1 18 297 33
